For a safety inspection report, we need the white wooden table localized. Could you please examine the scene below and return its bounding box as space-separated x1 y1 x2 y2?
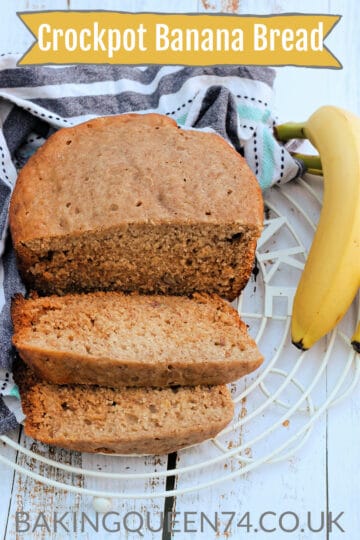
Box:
0 1 359 539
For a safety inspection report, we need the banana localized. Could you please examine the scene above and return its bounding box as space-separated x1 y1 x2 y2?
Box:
276 106 360 350
351 321 360 353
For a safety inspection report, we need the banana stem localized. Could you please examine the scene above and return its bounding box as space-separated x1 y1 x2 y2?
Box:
274 122 307 141
274 123 324 176
306 168 323 177
291 152 322 170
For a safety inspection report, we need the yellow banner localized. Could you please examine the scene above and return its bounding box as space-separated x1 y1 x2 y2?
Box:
18 12 341 68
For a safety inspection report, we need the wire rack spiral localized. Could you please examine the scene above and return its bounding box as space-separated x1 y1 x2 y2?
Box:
0 174 358 501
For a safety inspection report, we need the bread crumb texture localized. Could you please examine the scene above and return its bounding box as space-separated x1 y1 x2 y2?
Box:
12 292 263 387
14 362 234 455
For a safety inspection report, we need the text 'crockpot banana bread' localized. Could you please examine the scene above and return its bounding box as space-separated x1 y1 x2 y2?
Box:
10 114 263 300
14 362 234 455
12 291 263 388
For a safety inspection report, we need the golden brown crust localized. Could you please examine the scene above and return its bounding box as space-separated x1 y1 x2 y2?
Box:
10 113 178 246
10 112 262 244
14 362 234 455
12 291 263 388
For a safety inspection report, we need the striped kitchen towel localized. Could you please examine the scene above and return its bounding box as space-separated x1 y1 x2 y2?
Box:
0 55 300 433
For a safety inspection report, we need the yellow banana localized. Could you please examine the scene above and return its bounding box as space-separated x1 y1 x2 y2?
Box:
276 106 360 350
351 321 360 353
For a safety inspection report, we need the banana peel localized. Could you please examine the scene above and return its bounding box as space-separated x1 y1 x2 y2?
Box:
275 106 360 351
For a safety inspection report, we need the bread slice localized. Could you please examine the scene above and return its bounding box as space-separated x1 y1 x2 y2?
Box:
12 292 263 388
10 113 263 300
14 362 234 455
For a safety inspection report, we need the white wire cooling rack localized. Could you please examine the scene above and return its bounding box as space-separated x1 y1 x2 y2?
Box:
0 174 359 502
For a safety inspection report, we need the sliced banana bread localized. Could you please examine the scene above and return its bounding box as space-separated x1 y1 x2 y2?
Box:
12 292 263 387
14 362 234 455
10 113 263 300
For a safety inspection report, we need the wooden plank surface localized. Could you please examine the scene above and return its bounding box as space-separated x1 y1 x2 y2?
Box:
0 429 20 540
3 430 168 540
5 429 85 540
322 2 360 538
0 0 359 538
0 0 69 55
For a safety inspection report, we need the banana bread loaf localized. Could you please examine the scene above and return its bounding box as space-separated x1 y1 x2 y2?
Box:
10 113 263 300
14 362 234 455
12 291 263 387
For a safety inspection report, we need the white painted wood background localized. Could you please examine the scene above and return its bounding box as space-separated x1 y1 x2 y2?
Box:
0 1 359 539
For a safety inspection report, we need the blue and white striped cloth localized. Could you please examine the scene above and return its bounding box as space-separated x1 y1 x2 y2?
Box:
0 55 300 434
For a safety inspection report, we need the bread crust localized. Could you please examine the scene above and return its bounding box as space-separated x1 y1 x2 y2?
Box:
10 113 262 243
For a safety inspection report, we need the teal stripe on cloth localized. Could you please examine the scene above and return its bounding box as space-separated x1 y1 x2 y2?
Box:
10 386 20 399
259 127 276 190
177 113 188 125
237 104 271 124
